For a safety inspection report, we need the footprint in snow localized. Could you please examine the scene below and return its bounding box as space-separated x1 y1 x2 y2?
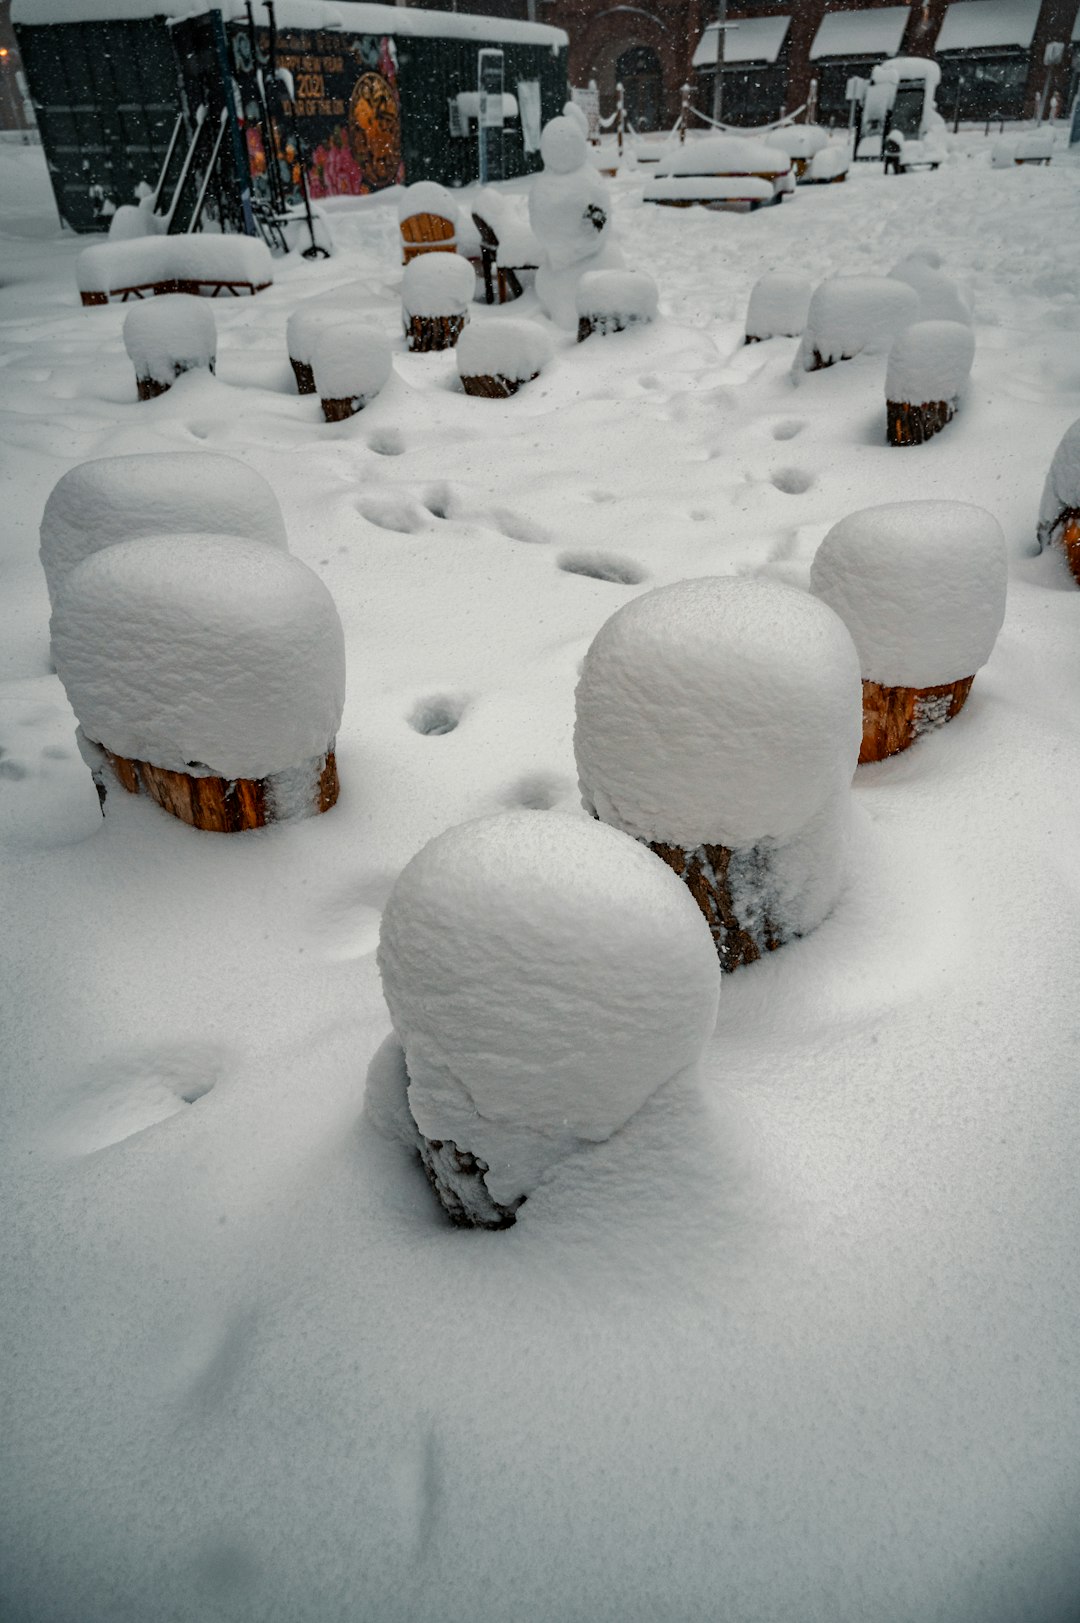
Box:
409 695 466 736
771 467 815 495
772 418 806 441
50 1043 227 1155
558 551 645 585
356 492 426 534
493 508 551 545
504 772 570 812
368 429 406 456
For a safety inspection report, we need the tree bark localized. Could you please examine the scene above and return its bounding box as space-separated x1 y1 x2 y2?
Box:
648 839 782 974
405 313 466 353
859 675 974 763
415 1131 522 1230
886 398 955 446
97 745 339 831
1046 507 1080 585
461 371 537 398
320 394 372 422
290 357 316 395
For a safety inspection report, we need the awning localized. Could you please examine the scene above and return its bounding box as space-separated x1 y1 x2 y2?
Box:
693 16 791 68
935 0 1041 52
809 7 910 60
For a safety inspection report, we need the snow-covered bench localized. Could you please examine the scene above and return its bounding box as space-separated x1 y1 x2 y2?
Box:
647 135 794 210
643 176 775 210
77 234 273 306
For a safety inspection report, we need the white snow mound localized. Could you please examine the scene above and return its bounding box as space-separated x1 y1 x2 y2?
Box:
1037 417 1080 547
886 320 975 404
656 134 789 178
377 809 721 1202
122 294 215 384
397 181 456 226
401 252 475 317
889 256 972 325
807 145 849 182
76 233 272 295
797 276 919 370
51 534 345 780
766 125 828 161
286 283 368 362
745 272 813 340
39 452 288 608
311 328 393 401
574 575 862 849
576 269 658 324
456 319 552 381
810 501 1008 687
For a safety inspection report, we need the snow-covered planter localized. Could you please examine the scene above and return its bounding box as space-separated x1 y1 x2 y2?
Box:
311 328 393 422
810 502 1007 762
744 272 813 343
51 535 345 832
39 451 287 609
1036 417 1080 584
795 276 919 372
76 234 273 305
401 253 474 352
456 320 551 398
574 576 862 973
398 180 458 263
122 294 215 400
885 320 975 445
376 809 720 1227
575 269 658 341
804 145 850 184
285 285 366 393
888 256 971 325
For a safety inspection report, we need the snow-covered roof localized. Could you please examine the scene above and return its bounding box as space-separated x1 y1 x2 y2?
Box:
12 0 569 49
935 0 1041 52
809 7 910 61
693 17 791 68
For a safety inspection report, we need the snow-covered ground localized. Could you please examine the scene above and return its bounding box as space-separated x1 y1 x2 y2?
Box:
3 134 1080 1622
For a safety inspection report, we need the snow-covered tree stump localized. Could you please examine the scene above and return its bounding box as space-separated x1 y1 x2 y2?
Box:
122 295 215 401
794 277 918 373
810 501 1006 764
885 321 974 447
456 320 551 398
312 329 392 423
376 811 720 1227
744 272 812 344
1036 419 1080 585
39 452 287 610
401 253 474 353
574 577 863 972
51 534 346 834
575 270 658 342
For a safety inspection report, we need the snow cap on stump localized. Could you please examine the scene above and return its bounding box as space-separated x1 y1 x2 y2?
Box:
401 252 475 317
456 319 552 384
378 809 721 1205
51 534 345 781
886 320 974 405
1037 417 1080 547
576 269 658 326
39 452 287 608
286 287 368 366
122 294 216 386
574 576 862 850
810 502 1007 688
745 272 813 341
311 328 393 406
796 276 918 371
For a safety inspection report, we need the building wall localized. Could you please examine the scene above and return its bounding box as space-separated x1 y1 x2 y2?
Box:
0 0 37 131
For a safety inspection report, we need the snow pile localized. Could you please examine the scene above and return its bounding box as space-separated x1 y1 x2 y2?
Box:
745 272 813 341
576 269 658 329
809 501 1008 687
122 294 215 385
76 233 272 295
286 283 368 364
471 188 540 268
39 452 287 607
1037 417 1080 548
456 320 551 382
766 125 827 162
401 252 475 317
655 134 790 178
397 180 456 228
51 535 345 779
1016 131 1054 162
643 176 773 205
885 320 975 405
796 276 919 371
377 809 720 1207
807 145 850 183
991 139 1019 169
311 328 393 404
889 255 972 324
530 115 623 329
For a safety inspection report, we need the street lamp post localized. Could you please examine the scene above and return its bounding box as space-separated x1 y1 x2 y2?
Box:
711 0 727 125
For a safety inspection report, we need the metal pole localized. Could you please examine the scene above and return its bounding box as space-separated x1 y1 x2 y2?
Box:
616 81 624 156
711 0 727 125
680 81 689 142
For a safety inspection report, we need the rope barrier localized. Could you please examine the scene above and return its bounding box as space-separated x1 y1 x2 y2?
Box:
688 103 808 135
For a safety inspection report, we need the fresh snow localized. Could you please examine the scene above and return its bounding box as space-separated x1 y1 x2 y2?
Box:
888 255 973 324
575 269 658 326
885 318 975 404
397 181 457 227
401 252 475 317
3 130 1080 1623
50 535 346 778
122 293 216 385
796 274 919 370
311 327 393 403
655 135 790 179
1037 415 1080 545
809 501 1007 686
76 233 273 295
745 271 813 340
455 319 551 382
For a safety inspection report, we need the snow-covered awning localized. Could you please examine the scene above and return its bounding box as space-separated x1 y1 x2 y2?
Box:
809 7 910 61
935 0 1041 51
693 17 791 68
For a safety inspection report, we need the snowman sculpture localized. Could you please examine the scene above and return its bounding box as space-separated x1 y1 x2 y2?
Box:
529 115 623 331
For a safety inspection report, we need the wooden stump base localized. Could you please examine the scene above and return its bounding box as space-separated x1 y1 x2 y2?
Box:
290 357 316 395
88 738 339 831
577 313 650 343
859 675 974 763
135 359 214 402
1043 507 1080 585
416 1132 522 1230
648 839 782 974
461 371 537 399
320 394 372 422
887 397 955 446
405 313 466 353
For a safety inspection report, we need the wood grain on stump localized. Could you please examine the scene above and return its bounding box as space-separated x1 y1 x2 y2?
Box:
649 839 782 975
135 359 214 402
461 371 537 398
577 313 646 343
859 675 974 763
320 394 371 422
98 745 339 831
887 398 955 446
416 1132 522 1230
1046 508 1080 585
405 313 466 353
290 357 316 395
